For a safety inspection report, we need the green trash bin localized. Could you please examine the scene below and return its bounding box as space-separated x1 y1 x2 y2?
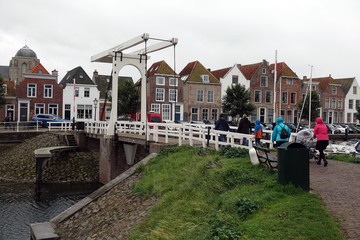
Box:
277 142 309 191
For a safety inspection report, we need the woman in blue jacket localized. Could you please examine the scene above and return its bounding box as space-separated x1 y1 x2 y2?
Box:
271 117 291 147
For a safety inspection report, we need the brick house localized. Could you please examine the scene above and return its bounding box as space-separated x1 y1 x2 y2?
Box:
301 75 345 124
239 60 274 123
136 60 183 121
0 80 16 122
179 61 221 122
270 62 301 124
16 63 63 121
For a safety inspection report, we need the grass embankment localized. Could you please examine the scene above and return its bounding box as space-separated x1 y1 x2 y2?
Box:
326 154 360 164
0 133 99 183
129 146 345 240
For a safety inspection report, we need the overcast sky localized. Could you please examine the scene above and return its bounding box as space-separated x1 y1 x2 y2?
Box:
1 0 359 83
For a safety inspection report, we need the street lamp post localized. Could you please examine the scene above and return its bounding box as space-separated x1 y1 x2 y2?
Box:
93 98 98 121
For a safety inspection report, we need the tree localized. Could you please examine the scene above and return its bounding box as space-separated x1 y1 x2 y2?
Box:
222 83 255 118
0 75 6 107
117 79 140 116
297 90 321 122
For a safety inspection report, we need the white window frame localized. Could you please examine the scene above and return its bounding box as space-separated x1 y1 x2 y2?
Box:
169 77 178 86
331 98 336 109
44 84 53 98
202 108 209 120
262 68 266 74
332 86 337 95
191 107 199 121
290 92 296 104
207 90 214 103
353 86 357 95
27 83 37 97
197 90 204 102
201 75 209 83
48 104 58 115
162 104 171 120
265 91 272 103
169 89 177 102
156 77 165 85
260 76 268 87
286 79 293 85
325 98 330 108
232 75 238 84
2 85 7 95
254 90 262 103
282 91 288 104
155 88 165 102
338 98 343 109
75 87 79 97
211 108 218 121
151 104 160 113
84 87 90 98
35 103 45 114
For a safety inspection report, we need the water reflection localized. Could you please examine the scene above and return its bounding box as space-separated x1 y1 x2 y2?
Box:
0 182 102 240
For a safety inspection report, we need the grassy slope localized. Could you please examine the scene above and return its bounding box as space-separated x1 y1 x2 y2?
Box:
129 146 345 240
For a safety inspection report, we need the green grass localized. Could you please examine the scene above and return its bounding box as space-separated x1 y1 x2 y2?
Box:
326 154 360 164
129 146 345 240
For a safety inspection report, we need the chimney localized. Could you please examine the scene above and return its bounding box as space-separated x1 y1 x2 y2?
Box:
93 69 98 77
207 68 211 72
52 69 58 81
303 76 307 79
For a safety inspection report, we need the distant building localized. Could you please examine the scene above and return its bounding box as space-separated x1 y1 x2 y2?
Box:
335 77 359 123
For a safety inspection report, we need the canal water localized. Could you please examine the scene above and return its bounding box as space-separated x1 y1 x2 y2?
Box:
0 182 102 240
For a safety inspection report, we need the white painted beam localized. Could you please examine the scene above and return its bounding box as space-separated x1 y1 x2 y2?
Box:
131 38 178 55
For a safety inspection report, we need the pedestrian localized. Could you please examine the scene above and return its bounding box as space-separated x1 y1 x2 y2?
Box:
271 117 291 147
254 120 263 147
312 117 329 167
215 114 230 142
238 114 252 146
4 114 11 130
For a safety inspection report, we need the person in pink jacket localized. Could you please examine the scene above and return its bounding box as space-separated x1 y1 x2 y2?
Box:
313 117 329 166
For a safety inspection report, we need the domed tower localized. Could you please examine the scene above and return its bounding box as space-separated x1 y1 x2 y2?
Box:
9 45 40 85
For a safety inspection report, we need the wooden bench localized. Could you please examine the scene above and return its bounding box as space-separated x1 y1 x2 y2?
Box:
253 146 278 170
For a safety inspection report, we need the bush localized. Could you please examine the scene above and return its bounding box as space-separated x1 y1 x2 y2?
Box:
220 145 248 158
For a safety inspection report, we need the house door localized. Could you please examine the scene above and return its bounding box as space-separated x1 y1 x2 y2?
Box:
20 103 28 121
65 104 71 120
6 105 15 121
259 108 265 123
328 111 333 124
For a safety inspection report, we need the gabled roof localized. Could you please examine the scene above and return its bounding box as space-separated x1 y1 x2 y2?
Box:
211 67 231 80
29 62 50 75
59 66 94 88
238 62 261 80
93 74 133 99
147 60 176 78
179 61 219 84
302 76 337 92
269 62 298 80
0 66 9 79
335 77 355 95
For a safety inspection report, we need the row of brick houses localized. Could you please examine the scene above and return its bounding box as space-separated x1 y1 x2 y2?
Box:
1 45 359 125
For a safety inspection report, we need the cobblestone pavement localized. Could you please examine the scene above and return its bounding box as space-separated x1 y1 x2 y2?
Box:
310 160 360 240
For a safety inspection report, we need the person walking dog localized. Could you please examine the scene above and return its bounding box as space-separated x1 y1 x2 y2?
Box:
312 117 329 167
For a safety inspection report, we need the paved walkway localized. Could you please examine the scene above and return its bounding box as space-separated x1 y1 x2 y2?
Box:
310 160 360 240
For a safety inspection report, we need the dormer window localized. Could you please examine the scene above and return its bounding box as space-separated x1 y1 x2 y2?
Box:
262 68 266 74
201 75 209 83
79 74 83 79
38 69 43 74
332 86 337 95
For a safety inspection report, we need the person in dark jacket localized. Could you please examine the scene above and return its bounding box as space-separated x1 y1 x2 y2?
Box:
215 114 230 142
237 114 252 146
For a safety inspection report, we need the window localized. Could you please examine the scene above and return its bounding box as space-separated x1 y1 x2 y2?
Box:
169 89 177 102
77 104 92 119
280 110 285 119
353 113 357 123
338 99 343 109
232 75 238 84
356 100 360 109
2 85 7 95
268 109 274 123
44 85 53 98
262 68 266 74
27 83 36 97
286 79 293 85
290 92 296 104
75 87 79 97
331 98 336 109
325 98 330 108
202 108 209 120
35 103 45 114
169 77 178 86
260 76 268 87
254 90 261 103
282 92 288 104
84 88 90 98
323 112 327 123
191 107 199 121
312 85 316 91
349 99 354 109
347 113 352 123
156 77 165 85
265 91 272 103
38 69 43 74
339 112 344 123
151 104 160 113
201 75 209 83
207 90 214 103
211 109 218 121
334 112 338 123
79 74 84 79
156 88 165 101
197 90 204 102
162 104 170 120
48 104 58 115
332 86 337 95
287 110 292 123
353 86 357 94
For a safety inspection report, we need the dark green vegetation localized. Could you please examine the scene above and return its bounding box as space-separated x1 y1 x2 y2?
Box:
130 146 345 240
0 133 99 183
222 83 256 118
297 90 321 122
327 154 360 164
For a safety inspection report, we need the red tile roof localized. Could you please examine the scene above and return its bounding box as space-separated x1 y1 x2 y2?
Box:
302 76 336 92
211 67 231 80
269 62 298 80
238 62 261 80
29 62 50 75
